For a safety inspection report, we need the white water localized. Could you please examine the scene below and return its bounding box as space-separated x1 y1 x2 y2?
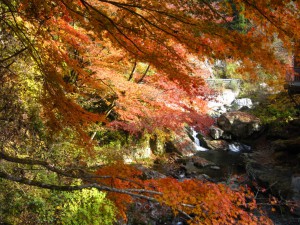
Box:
228 143 251 152
228 144 240 152
191 128 208 151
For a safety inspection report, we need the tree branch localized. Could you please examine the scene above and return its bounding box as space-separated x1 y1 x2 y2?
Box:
79 0 145 54
1 150 92 179
137 64 150 84
128 61 137 81
242 0 291 37
0 170 159 201
0 47 27 63
96 0 195 25
0 149 148 190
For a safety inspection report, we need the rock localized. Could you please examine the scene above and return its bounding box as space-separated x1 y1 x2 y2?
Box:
202 138 229 151
243 153 292 198
209 126 224 140
232 98 253 110
183 161 200 176
243 152 300 216
291 175 300 216
228 142 251 152
192 156 215 168
221 132 232 140
194 174 212 181
149 134 165 155
166 128 209 156
217 89 238 106
209 125 232 140
207 101 227 118
210 166 221 170
134 165 166 179
272 137 300 154
207 88 239 118
217 111 262 139
190 127 209 151
164 139 195 157
123 146 152 163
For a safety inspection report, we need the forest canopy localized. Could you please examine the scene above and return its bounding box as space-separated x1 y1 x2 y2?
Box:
0 0 300 224
1 0 299 134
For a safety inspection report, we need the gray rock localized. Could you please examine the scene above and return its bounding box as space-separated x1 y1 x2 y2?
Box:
192 156 215 168
217 111 262 139
232 98 253 110
210 166 221 170
209 125 224 140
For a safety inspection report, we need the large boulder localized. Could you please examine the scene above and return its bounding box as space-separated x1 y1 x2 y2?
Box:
165 135 200 157
201 137 229 151
217 111 262 139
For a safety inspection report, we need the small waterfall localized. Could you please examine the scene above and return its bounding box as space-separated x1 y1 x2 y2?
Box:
228 142 251 152
191 127 208 151
228 144 240 152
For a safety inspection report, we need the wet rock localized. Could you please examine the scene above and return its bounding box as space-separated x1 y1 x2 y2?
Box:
202 138 229 151
228 142 251 152
192 156 215 168
166 128 210 156
183 161 199 175
217 111 262 139
210 166 221 170
194 174 212 181
134 165 166 179
209 125 224 140
165 138 195 157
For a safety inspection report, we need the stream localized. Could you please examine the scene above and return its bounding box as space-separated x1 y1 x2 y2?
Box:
188 127 248 181
147 137 300 225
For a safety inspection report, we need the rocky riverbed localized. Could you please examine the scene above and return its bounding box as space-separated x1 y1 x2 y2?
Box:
120 89 300 224
124 111 300 224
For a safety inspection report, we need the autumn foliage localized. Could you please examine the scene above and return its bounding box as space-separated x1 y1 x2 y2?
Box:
95 163 272 224
2 0 299 136
1 0 300 224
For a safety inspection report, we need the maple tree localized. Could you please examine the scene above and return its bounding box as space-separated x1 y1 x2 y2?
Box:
1 0 300 224
2 0 299 135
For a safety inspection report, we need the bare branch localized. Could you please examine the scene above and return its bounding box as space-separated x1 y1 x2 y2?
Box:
137 64 150 84
0 150 108 179
128 61 137 81
0 47 27 63
0 170 159 201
